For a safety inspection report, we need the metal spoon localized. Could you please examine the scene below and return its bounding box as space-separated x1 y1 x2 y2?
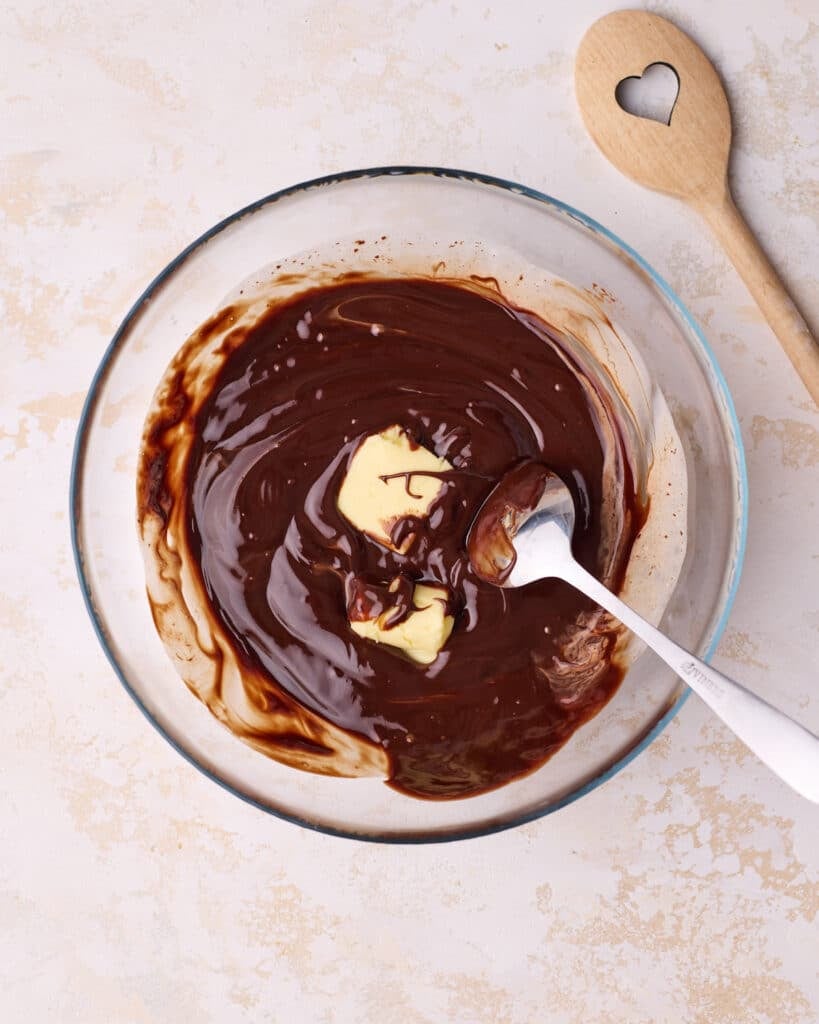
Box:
468 463 819 802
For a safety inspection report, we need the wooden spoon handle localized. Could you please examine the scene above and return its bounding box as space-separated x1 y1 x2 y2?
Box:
697 187 819 405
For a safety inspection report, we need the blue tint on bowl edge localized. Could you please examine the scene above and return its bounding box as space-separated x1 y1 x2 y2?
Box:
69 166 749 843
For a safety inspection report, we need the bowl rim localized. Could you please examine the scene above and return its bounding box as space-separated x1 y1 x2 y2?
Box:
70 165 749 843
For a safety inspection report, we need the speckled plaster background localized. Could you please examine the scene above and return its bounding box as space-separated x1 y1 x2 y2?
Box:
1 1 817 1021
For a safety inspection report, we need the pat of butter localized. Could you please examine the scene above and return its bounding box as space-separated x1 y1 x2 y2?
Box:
350 583 454 665
337 425 452 551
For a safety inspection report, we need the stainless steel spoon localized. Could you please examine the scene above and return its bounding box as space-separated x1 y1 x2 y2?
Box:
468 463 819 803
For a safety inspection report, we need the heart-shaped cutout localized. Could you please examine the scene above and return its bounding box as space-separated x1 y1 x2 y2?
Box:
615 62 680 125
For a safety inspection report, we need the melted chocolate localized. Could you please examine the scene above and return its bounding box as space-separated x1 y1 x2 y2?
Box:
146 277 645 798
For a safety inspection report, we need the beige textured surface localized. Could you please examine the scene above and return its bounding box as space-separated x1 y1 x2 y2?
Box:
1 1 817 1021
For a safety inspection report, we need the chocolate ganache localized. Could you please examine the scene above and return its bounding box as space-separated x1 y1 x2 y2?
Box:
139 275 646 798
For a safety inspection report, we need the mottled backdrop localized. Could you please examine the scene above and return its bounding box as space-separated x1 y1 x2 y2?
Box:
1 1 817 1021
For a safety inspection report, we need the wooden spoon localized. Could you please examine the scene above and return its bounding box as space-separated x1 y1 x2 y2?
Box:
575 9 819 405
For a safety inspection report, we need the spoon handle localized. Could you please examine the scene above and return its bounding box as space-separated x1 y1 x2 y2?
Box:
697 187 819 406
562 559 819 803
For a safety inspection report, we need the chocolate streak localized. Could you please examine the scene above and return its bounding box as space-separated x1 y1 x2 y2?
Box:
143 277 645 799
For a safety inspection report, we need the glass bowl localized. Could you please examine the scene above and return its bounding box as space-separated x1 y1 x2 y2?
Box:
71 167 747 842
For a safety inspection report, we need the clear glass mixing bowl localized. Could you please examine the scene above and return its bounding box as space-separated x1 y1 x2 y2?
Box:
71 168 747 841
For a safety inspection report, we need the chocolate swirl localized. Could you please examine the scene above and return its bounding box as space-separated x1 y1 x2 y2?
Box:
139 276 646 798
